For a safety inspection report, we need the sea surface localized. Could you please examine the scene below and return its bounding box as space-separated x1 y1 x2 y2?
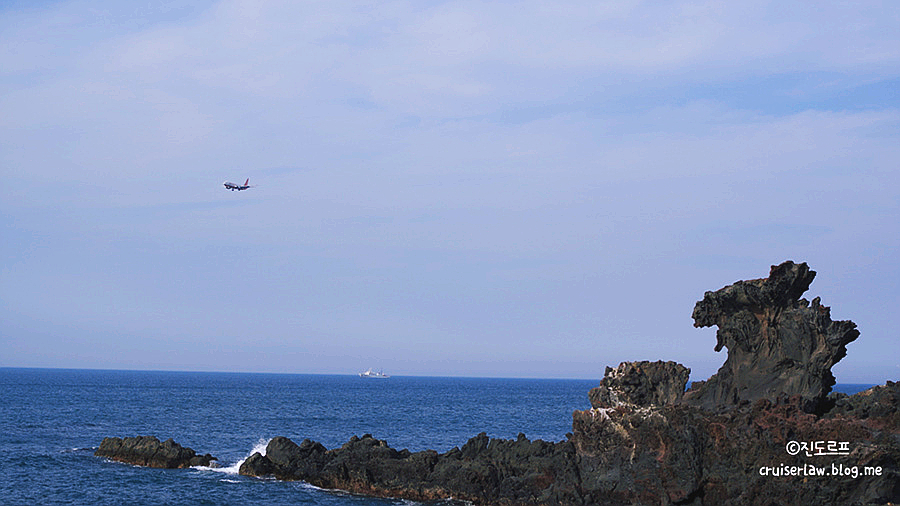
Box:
0 368 876 505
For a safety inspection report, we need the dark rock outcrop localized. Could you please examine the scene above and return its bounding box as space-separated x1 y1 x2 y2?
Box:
102 262 900 505
827 381 900 431
588 360 690 409
240 433 582 504
243 388 900 505
684 261 859 414
95 436 216 468
572 402 705 505
572 391 900 506
236 262 896 505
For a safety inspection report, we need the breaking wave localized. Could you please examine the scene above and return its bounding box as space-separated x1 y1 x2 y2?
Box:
195 438 270 475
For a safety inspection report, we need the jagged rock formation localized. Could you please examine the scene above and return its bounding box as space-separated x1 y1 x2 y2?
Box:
572 392 900 505
827 381 900 429
240 433 581 504
238 389 899 506
588 360 690 408
94 436 216 468
684 261 860 414
99 262 900 505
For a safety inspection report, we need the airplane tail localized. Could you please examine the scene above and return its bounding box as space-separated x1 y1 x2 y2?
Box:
244 178 249 186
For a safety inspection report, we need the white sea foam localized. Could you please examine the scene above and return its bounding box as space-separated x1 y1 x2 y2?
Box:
194 438 270 475
62 447 98 453
394 497 464 505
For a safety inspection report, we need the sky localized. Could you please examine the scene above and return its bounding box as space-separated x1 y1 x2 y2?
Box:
1 0 898 382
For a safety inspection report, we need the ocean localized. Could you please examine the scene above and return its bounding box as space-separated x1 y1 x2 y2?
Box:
0 368 875 505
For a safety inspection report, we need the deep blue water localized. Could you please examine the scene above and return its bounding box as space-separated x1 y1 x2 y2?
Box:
0 369 877 505
831 383 878 395
0 369 600 505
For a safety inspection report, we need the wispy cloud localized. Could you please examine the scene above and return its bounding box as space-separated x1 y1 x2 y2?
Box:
1 0 898 380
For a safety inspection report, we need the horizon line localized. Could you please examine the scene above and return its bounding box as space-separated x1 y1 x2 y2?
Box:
0 366 886 386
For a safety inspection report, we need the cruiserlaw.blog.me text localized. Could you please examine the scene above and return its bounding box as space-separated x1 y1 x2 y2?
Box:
759 462 883 479
759 440 885 479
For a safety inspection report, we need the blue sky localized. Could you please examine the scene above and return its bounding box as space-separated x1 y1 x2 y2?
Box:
2 0 898 382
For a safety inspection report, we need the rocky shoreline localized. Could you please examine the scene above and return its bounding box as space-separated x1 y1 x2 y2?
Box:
95 435 216 468
97 261 900 505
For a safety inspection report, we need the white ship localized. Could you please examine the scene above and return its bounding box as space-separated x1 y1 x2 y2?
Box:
359 368 390 379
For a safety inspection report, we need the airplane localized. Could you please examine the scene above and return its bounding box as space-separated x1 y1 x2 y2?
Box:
223 178 253 191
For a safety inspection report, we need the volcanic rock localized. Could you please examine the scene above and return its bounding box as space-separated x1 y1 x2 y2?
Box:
572 389 900 505
684 261 859 414
103 262 900 505
826 381 900 431
240 432 581 504
95 436 216 468
588 360 690 409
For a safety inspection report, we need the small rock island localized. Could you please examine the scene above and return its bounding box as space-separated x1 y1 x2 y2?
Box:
99 261 900 505
95 435 216 468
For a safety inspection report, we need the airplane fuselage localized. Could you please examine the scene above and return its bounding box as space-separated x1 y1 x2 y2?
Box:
224 178 251 191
